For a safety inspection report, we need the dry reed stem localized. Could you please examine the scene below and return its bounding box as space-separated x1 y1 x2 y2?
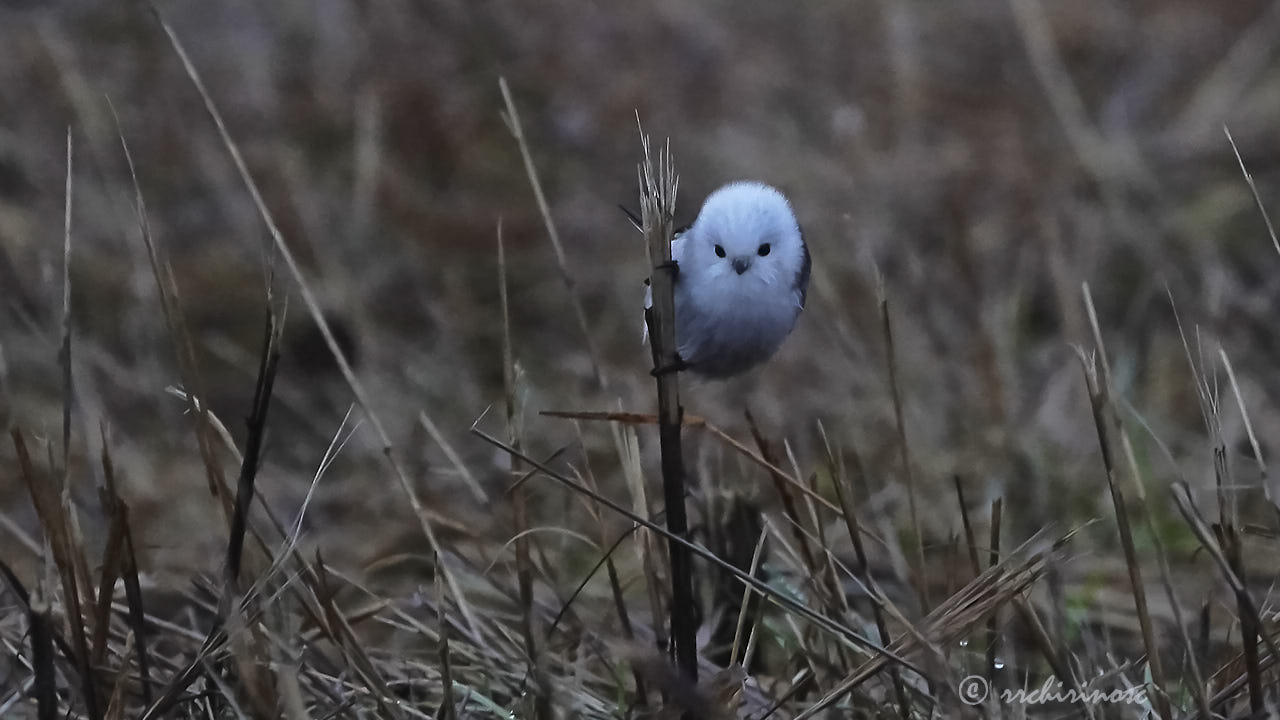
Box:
1075 348 1171 720
636 126 696 680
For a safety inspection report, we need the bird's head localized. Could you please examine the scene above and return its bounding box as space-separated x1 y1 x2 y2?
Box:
684 182 805 289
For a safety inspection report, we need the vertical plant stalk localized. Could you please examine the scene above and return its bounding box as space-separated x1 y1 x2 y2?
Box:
830 439 909 720
984 499 1002 690
880 295 928 613
499 222 550 719
1076 351 1171 720
226 309 281 589
499 77 608 391
636 130 695 681
31 587 57 720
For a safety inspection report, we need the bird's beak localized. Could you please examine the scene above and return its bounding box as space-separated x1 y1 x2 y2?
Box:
732 257 751 275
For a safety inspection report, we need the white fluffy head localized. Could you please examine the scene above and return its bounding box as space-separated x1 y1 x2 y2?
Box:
680 181 805 292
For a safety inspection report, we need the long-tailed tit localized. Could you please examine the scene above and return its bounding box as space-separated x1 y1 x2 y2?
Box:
631 181 810 378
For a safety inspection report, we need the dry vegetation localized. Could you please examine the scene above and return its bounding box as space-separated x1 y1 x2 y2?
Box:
4 1 1280 718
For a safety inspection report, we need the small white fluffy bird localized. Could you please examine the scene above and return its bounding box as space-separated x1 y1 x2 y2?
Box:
636 181 810 378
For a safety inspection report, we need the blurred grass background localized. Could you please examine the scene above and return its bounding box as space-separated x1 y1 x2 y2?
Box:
3 0 1280 712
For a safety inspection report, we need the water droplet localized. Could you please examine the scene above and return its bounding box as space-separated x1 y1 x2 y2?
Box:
959 639 969 648
994 659 1005 669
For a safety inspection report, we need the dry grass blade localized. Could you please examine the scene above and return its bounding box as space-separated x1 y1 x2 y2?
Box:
436 554 457 720
728 526 767 668
1219 347 1270 503
1224 125 1280 260
14 429 100 718
117 514 151 706
31 584 58 720
312 556 407 720
954 476 982 577
150 7 481 638
1080 283 1175 719
419 410 489 504
1171 482 1280 705
226 309 282 588
0 557 80 687
107 100 231 537
499 77 607 391
499 221 549 719
544 408 850 523
879 294 928 614
1075 349 1171 720
824 432 909 719
745 410 817 577
984 498 1002 688
541 409 707 427
104 631 134 720
60 127 73 479
90 468 129 669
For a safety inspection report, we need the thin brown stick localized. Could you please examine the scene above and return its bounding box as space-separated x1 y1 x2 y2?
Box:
826 433 909 720
226 310 281 588
107 100 230 534
1075 349 1171 720
100 427 152 705
31 586 57 720
15 429 99 718
1224 126 1280 260
746 410 817 578
880 294 928 613
499 221 549 719
437 553 457 720
984 499 1002 691
1171 483 1280 709
636 126 696 681
499 77 608 391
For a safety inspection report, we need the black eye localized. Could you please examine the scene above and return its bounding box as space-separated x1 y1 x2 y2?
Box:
757 243 771 256
714 244 726 258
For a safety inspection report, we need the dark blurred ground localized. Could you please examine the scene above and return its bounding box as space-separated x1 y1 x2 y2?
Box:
3 0 1280 603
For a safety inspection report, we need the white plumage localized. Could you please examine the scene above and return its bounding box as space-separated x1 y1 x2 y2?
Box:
642 181 810 378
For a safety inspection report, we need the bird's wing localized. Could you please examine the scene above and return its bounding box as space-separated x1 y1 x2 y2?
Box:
623 203 688 340
642 232 686 342
794 225 811 309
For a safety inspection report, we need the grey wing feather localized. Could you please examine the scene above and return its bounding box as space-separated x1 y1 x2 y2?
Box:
795 225 811 308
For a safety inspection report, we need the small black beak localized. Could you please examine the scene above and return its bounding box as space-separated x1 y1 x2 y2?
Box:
732 258 751 275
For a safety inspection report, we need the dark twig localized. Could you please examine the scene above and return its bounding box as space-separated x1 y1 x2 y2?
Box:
31 589 57 720
226 309 281 587
985 499 1002 692
636 125 696 681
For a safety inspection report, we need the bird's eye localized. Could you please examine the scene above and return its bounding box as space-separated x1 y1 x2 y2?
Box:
714 244 726 258
757 243 771 256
